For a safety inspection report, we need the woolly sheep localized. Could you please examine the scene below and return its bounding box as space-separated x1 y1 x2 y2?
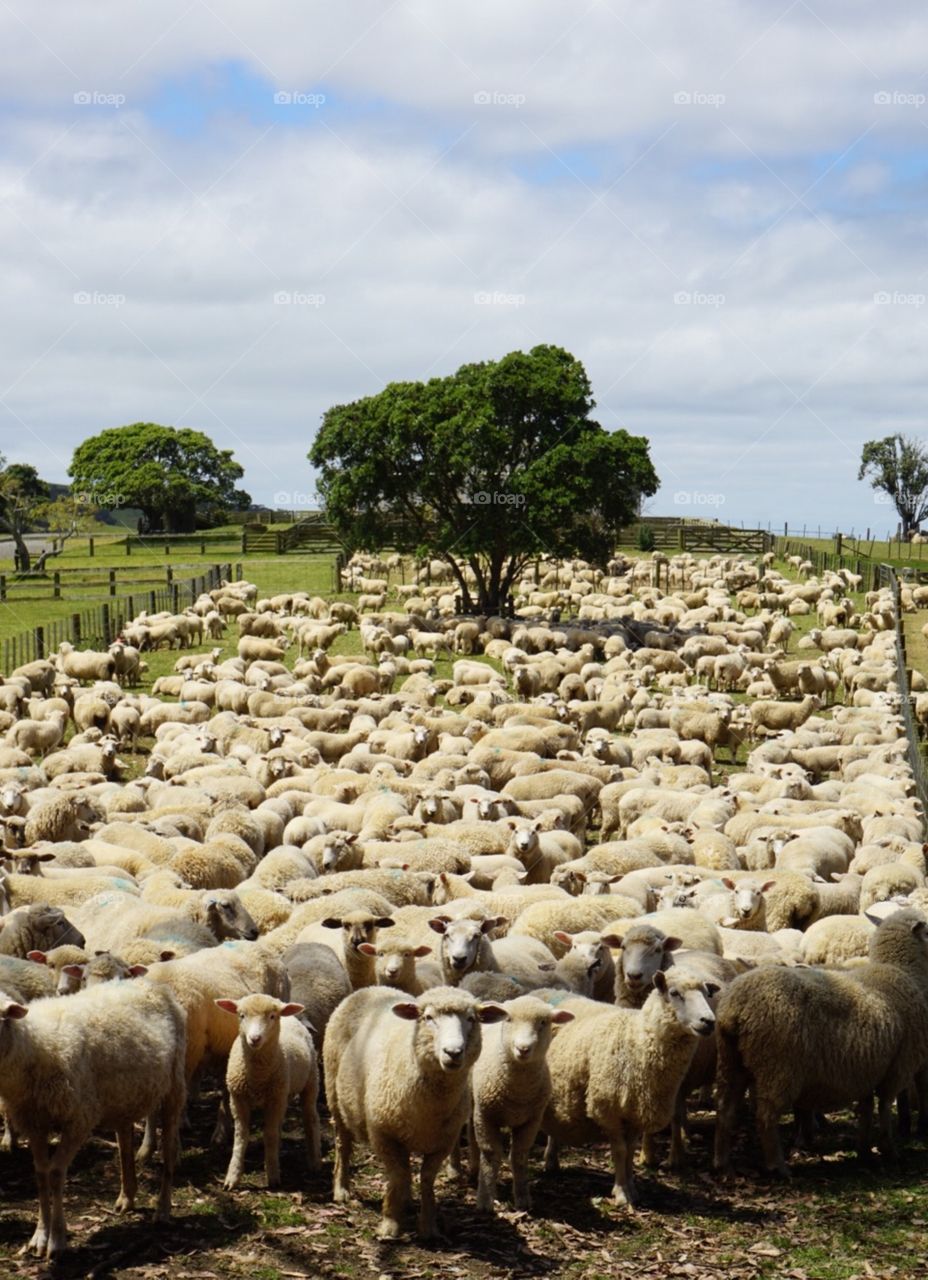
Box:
470 994 575 1211
324 984 507 1238
215 993 321 1188
0 980 185 1259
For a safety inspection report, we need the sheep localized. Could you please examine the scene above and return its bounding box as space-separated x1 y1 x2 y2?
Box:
299 909 396 989
509 896 643 957
428 915 558 988
5 709 69 755
0 980 186 1260
749 694 821 736
0 903 85 957
540 968 717 1207
713 908 928 1174
362 935 435 993
324 985 507 1239
215 993 321 1188
280 942 352 1052
470 994 575 1212
56 641 116 685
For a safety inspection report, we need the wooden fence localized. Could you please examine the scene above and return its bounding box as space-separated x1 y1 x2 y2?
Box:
622 522 775 554
1 563 240 671
0 562 218 603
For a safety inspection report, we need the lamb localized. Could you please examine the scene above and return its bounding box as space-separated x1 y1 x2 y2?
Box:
540 968 717 1207
470 995 575 1212
713 908 928 1174
324 985 507 1238
0 980 186 1260
215 993 321 1188
362 935 435 993
299 909 396 989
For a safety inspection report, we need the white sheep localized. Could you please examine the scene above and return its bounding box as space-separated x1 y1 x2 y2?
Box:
324 984 507 1239
215 993 321 1188
470 994 574 1211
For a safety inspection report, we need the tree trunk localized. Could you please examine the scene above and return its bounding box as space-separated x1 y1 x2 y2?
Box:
12 527 30 572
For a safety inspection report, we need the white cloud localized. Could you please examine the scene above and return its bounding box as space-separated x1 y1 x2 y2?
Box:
0 0 925 536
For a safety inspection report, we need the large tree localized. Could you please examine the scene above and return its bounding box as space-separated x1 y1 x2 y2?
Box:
68 424 250 533
859 434 928 537
310 345 658 611
0 460 49 571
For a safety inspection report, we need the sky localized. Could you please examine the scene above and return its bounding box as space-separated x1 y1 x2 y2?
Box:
0 0 926 536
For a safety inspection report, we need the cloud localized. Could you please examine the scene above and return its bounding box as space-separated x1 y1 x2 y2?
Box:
0 0 925 537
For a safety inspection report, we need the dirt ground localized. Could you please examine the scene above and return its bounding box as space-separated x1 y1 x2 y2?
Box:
2 1086 927 1280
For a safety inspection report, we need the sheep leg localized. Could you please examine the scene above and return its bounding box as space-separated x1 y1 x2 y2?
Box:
139 1111 159 1164
331 1114 354 1203
876 1090 897 1161
211 1084 233 1147
756 1097 789 1177
542 1135 560 1173
473 1113 504 1212
640 1129 661 1168
301 1083 322 1174
46 1137 81 1260
609 1129 636 1208
263 1091 287 1189
669 1091 689 1171
510 1120 540 1211
223 1098 251 1191
417 1148 446 1240
374 1136 411 1240
26 1135 51 1257
114 1124 138 1212
157 1080 184 1222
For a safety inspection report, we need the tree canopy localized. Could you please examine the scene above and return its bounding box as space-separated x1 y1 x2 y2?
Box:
0 460 49 571
68 424 250 533
309 345 658 611
858 434 928 537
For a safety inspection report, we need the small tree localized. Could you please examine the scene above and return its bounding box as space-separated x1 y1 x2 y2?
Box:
0 460 49 571
859 435 928 537
69 424 251 533
310 345 658 612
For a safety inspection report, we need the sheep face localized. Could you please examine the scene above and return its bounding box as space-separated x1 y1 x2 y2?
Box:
364 939 432 987
652 971 718 1037
501 997 574 1064
609 927 681 997
322 911 395 953
428 916 496 976
391 991 507 1072
217 994 305 1050
554 932 610 986
320 833 357 873
204 893 259 942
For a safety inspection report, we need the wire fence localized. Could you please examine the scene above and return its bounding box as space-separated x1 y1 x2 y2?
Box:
877 564 928 823
1 562 240 671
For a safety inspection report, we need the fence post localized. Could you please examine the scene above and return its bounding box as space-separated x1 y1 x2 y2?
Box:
53 571 60 600
109 569 116 597
101 604 111 645
34 626 44 660
0 574 5 601
166 565 173 586
126 538 131 556
72 613 81 646
150 591 157 613
89 537 94 558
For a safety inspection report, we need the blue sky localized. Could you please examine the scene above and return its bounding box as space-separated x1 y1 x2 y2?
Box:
0 0 926 534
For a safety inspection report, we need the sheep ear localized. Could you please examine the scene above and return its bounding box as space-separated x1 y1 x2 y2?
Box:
912 920 927 939
721 916 739 928
159 950 176 962
551 1010 575 1025
321 918 342 929
864 910 883 927
721 878 736 890
215 999 239 1014
26 950 47 964
345 833 358 844
428 918 448 935
704 981 721 997
600 934 622 949
662 937 683 952
553 930 573 946
2 1002 28 1020
760 881 776 893
357 943 377 956
62 965 84 979
413 945 432 957
477 1003 509 1024
375 917 395 930
279 1003 305 1018
652 971 668 993
128 964 149 977
391 1002 421 1021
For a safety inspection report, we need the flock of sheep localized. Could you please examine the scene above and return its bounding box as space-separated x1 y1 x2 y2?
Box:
1 546 927 1259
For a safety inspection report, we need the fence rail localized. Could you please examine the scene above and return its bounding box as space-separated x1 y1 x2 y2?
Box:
0 562 219 603
1 562 241 671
